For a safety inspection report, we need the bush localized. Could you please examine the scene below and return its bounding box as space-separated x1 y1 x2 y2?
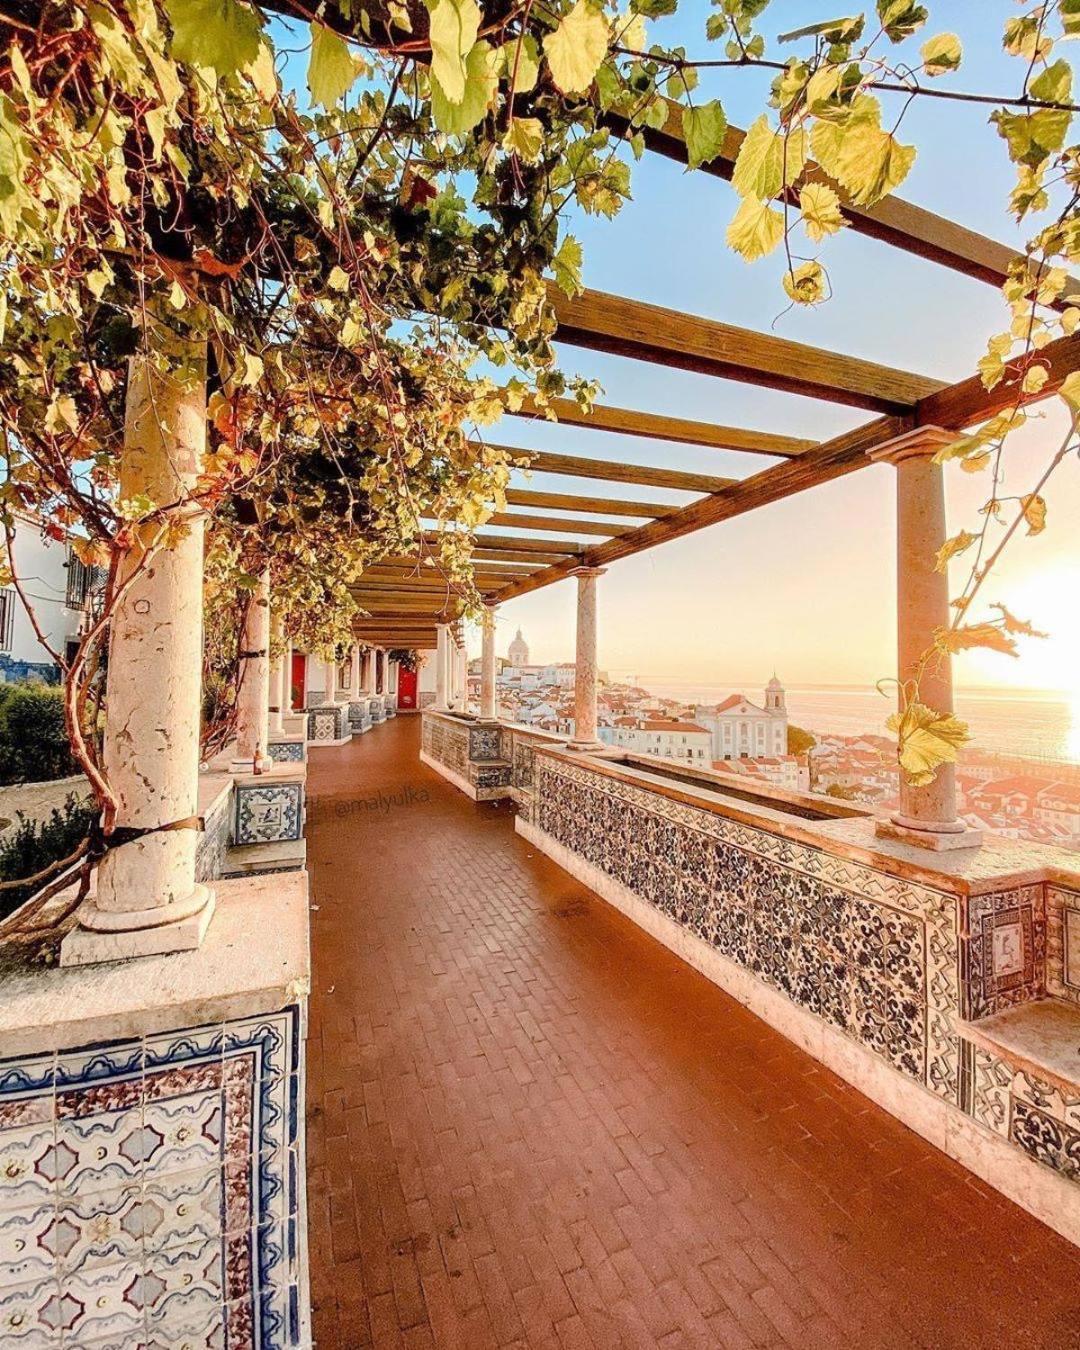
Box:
0 684 80 785
0 793 96 921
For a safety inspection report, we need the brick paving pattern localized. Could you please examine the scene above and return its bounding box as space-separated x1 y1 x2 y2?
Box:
305 717 1080 1349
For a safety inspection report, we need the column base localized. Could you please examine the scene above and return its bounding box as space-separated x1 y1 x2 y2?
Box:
875 816 984 852
566 740 609 755
60 885 216 966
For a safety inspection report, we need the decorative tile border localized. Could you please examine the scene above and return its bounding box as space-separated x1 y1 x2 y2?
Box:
234 782 304 847
306 706 346 743
1047 886 1080 1008
0 1007 305 1348
268 740 305 765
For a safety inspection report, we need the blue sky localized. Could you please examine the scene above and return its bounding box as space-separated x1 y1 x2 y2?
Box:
479 5 1080 694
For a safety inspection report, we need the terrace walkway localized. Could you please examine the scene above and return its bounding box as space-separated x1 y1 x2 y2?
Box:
304 717 1080 1350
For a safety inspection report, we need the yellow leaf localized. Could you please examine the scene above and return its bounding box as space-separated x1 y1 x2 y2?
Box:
1020 493 1047 534
832 123 916 205
726 197 784 261
935 529 976 572
239 351 264 385
782 260 827 306
543 0 610 96
1059 369 1080 409
502 116 544 162
799 182 843 242
935 623 1017 658
886 701 971 787
328 265 349 291
960 450 991 473
920 32 962 77
1022 364 1049 394
425 0 480 103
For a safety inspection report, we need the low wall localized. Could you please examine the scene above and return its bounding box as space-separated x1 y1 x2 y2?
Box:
0 870 311 1346
519 746 1080 1246
420 711 512 800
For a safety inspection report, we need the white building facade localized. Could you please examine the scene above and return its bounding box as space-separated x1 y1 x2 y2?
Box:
0 512 91 682
600 719 713 763
695 677 788 761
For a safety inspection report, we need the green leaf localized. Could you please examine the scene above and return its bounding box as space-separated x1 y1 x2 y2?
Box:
1031 57 1073 105
920 32 961 77
431 40 497 135
552 235 584 297
731 115 806 200
425 0 480 103
726 197 784 261
307 23 360 109
778 16 864 45
544 0 610 95
682 99 727 170
1063 0 1080 39
876 0 928 41
166 0 262 76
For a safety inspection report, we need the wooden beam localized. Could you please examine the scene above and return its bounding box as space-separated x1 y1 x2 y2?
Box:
472 547 570 565
602 98 1051 299
425 531 584 556
505 488 676 517
485 511 631 537
514 396 814 458
497 444 730 494
370 555 544 575
549 286 944 414
492 321 1080 604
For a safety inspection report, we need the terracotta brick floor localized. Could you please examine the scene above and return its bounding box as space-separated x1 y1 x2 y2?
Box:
304 718 1080 1349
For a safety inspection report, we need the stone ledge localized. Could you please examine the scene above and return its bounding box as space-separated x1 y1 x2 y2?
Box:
963 999 1080 1100
0 870 311 1059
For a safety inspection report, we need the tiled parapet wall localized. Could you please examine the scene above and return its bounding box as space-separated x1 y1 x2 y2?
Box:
420 713 511 801
522 749 1080 1235
0 872 311 1347
196 777 233 884
421 712 469 778
1047 886 1080 1007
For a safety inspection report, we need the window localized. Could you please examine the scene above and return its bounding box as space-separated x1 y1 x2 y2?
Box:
65 550 107 610
0 588 14 652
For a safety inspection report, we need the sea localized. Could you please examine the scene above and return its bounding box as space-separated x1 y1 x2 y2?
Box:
615 679 1080 768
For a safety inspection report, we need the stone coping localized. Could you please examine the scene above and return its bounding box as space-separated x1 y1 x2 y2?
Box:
198 771 233 820
534 744 1080 899
230 761 306 785
0 870 310 1059
963 999 1080 1099
501 722 569 745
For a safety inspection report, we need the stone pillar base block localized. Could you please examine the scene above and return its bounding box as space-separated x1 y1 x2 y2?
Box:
61 887 216 966
875 817 984 852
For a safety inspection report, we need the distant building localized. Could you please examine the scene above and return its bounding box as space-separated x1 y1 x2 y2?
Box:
507 628 529 669
599 718 712 763
694 677 788 761
0 512 101 684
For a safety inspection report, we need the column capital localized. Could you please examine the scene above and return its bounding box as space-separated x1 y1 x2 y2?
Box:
569 566 607 579
867 425 961 467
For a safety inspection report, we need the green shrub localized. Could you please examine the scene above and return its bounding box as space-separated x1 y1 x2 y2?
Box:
0 684 80 784
0 793 96 921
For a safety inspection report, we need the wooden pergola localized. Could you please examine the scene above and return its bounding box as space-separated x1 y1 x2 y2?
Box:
351 104 1080 651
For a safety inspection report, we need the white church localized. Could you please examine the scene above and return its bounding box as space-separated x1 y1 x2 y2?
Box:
694 677 788 761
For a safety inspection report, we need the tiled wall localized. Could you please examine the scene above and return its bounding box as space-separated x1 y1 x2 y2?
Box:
529 753 1080 1196
0 1006 307 1348
196 790 232 884
1047 886 1080 1008
421 715 468 777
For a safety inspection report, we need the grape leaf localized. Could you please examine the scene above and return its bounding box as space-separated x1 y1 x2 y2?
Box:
308 23 360 109
167 0 262 76
682 100 727 170
544 0 610 96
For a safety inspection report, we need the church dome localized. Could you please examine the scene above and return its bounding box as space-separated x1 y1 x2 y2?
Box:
508 628 530 668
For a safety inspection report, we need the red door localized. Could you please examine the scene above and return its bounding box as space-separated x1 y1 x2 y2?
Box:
290 652 306 710
397 666 417 710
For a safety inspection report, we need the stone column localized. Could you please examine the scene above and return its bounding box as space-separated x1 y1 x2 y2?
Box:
350 643 361 697
363 647 377 695
268 607 285 738
62 333 215 964
375 648 385 695
232 566 272 773
324 654 338 704
869 427 981 850
434 626 449 709
480 606 497 721
569 567 606 751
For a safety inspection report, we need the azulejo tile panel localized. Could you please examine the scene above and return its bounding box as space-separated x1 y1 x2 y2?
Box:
0 1007 305 1349
468 726 502 763
268 741 304 764
306 706 345 743
532 754 957 1098
961 887 1046 1020
347 701 371 733
1046 886 1080 1008
234 782 304 847
196 796 231 885
422 715 468 776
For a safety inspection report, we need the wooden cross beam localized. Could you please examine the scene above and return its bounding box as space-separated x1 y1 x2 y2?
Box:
548 286 944 414
495 445 732 494
512 396 815 458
